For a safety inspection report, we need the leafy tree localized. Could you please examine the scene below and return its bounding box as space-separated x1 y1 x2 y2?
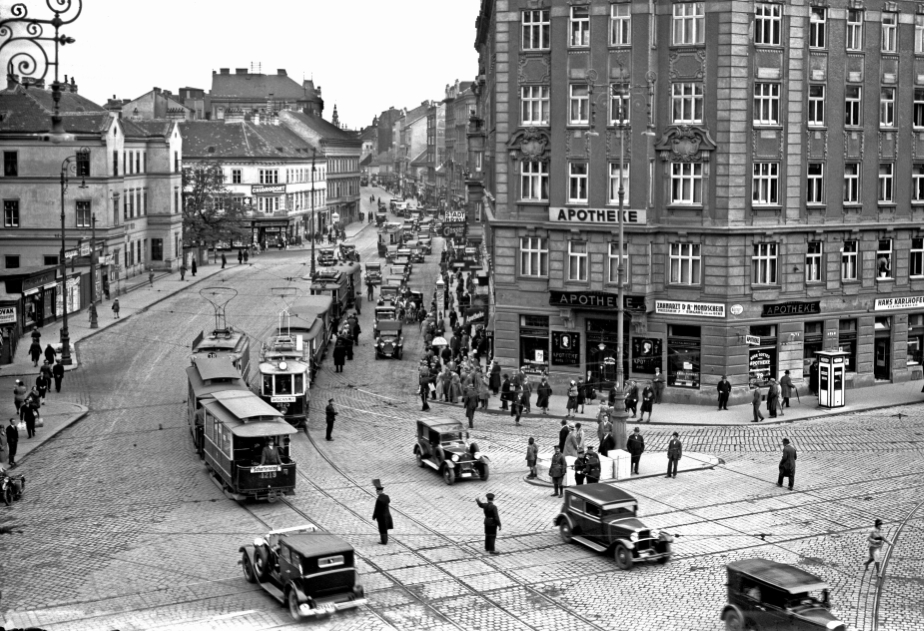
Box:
182 162 249 247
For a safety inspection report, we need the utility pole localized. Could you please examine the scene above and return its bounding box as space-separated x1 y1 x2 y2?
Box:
89 213 98 328
310 147 317 277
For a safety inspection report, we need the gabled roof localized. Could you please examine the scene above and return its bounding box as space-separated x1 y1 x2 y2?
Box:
0 84 111 134
211 72 309 101
280 109 360 145
179 120 315 159
403 103 430 126
121 119 176 139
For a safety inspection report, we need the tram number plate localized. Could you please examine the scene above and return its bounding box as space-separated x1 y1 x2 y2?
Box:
271 396 296 403
259 472 277 479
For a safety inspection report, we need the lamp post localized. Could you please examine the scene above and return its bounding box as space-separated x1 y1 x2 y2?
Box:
310 147 317 277
59 148 89 364
88 212 97 328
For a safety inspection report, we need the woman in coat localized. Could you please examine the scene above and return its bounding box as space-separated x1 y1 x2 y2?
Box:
767 379 780 417
566 381 579 418
526 437 538 479
43 344 56 365
549 446 566 497
29 340 42 367
332 341 346 373
489 361 501 395
564 426 580 458
575 378 586 414
536 378 552 414
449 372 462 403
475 370 490 409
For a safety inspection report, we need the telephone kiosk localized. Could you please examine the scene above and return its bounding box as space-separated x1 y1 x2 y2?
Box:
816 350 849 408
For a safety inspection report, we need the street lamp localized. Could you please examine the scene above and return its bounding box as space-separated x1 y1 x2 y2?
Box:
59 147 89 364
310 147 317 277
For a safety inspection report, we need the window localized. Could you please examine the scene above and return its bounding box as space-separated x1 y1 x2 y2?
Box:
667 324 701 389
3 151 17 177
847 9 863 51
76 201 91 228
845 86 862 127
609 162 630 204
914 165 924 202
880 88 895 127
752 243 778 285
570 6 590 47
839 319 857 370
611 83 630 124
671 163 703 205
152 238 163 261
135 152 140 174
669 243 701 285
844 163 860 204
569 84 589 125
754 3 781 46
568 241 588 281
915 90 924 128
520 315 550 375
610 4 631 46
809 8 826 48
174 151 180 173
879 164 894 203
521 160 549 201
3 200 19 227
521 85 550 125
672 3 704 45
569 162 588 202
43 255 58 266
806 241 822 283
672 82 704 123
231 169 242 184
519 237 548 277
917 15 924 53
877 239 893 279
806 163 824 204
752 162 779 206
4 255 19 269
259 169 278 184
112 150 119 176
882 12 897 53
608 242 628 284
911 238 924 277
808 85 825 127
522 11 551 51
754 83 780 125
76 151 90 177
842 241 858 281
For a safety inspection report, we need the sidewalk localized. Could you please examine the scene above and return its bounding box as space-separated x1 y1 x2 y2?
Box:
0 397 88 468
2 263 232 378
526 450 720 487
431 379 924 427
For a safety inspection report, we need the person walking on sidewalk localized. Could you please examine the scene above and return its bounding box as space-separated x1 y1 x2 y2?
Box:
6 418 18 468
148 268 155 287
666 432 682 478
653 368 665 404
558 418 570 452
237 250 243 265
13 380 27 414
717 375 731 411
584 446 601 484
500 374 512 411
112 298 120 319
44 343 56 366
21 397 36 438
536 378 552 415
325 399 337 441
626 427 645 474
243 250 249 263
566 380 579 418
576 377 586 414
35 371 49 404
777 438 796 490
475 494 501 555
549 446 566 497
52 359 64 393
371 482 393 545
29 339 42 367
526 437 538 479
640 382 654 422
624 380 639 419
180 264 187 281
863 519 892 576
767 378 780 417
191 259 197 276
780 370 793 408
751 387 765 423
221 253 227 269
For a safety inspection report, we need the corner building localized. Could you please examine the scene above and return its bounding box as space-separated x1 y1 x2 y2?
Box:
475 0 924 404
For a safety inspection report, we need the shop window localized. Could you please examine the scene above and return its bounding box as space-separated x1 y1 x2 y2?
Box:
748 325 778 388
908 315 924 365
804 321 824 373
631 337 662 375
520 315 549 376
586 318 629 390
151 238 164 262
667 324 700 389
876 239 892 279
43 255 58 266
838 319 857 372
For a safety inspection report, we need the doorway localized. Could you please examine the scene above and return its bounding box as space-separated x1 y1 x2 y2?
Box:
874 317 891 381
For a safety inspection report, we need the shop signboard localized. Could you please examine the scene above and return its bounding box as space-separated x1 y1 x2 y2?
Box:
761 301 821 317
549 290 644 311
0 305 15 325
22 270 57 293
442 210 467 239
748 347 777 387
655 300 725 318
874 296 924 311
549 207 647 225
551 332 581 366
631 337 662 374
252 184 286 195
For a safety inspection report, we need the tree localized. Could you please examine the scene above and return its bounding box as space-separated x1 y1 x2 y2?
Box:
182 162 250 247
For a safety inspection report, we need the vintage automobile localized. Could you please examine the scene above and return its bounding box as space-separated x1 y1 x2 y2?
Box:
416 234 433 254
339 243 359 262
365 262 382 285
385 274 407 290
554 484 673 570
413 418 490 485
380 282 401 303
317 246 337 267
240 524 367 621
393 253 412 268
409 249 425 264
374 321 404 359
721 559 847 631
388 265 410 283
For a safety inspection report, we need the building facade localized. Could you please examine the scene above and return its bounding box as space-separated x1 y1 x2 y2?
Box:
445 81 476 208
475 0 924 404
209 69 323 120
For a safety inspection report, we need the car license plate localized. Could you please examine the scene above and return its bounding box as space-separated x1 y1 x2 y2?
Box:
318 603 336 615
461 472 472 478
638 549 651 557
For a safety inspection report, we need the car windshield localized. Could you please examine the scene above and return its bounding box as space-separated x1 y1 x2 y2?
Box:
786 590 828 610
601 503 637 519
440 431 464 443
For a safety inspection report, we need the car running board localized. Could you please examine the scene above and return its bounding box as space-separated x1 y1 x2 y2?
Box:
572 536 608 552
422 460 440 469
261 582 286 602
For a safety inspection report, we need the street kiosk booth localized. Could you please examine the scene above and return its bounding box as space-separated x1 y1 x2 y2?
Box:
816 350 849 408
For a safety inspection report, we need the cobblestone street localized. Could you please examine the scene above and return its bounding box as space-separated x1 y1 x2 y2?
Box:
2 192 923 631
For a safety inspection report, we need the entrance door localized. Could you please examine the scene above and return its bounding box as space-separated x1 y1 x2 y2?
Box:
874 338 891 381
585 318 629 392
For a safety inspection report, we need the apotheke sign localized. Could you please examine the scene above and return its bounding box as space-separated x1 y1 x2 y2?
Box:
549 207 647 225
874 296 924 311
655 300 725 318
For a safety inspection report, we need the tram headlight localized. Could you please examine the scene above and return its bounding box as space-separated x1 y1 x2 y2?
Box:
279 361 288 371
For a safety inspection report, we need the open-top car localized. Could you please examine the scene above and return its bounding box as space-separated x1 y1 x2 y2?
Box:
339 243 359 262
554 484 673 570
413 418 490 485
374 320 404 359
365 262 382 285
240 524 367 621
317 246 337 267
721 559 847 631
380 283 400 303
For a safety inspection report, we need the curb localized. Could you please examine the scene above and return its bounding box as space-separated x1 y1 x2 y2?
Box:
12 405 89 467
522 462 719 488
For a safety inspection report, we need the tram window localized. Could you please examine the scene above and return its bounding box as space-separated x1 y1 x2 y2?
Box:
221 425 232 456
276 375 292 395
262 374 273 395
293 374 304 393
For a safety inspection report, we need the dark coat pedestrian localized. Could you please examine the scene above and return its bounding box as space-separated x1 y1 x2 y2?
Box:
584 448 602 484
778 438 797 490
489 362 501 394
626 428 645 474
549 447 566 497
717 376 731 411
419 373 432 411
526 438 538 478
180 264 187 280
558 419 570 453
573 451 587 485
372 486 394 544
599 431 616 458
29 341 42 366
44 344 56 365
566 381 579 417
325 399 337 440
463 386 479 428
221 253 227 269
767 380 780 417
653 369 665 404
13 381 27 413
576 378 587 412
751 387 765 423
500 375 512 411
52 360 64 392
191 259 197 276
666 433 682 478
780 371 793 408
640 384 654 421
809 360 819 395
21 402 36 438
536 379 552 413
35 374 49 400
333 343 346 372
475 494 501 554
624 381 639 417
112 298 120 319
243 250 249 263
6 418 19 467
238 250 243 264
40 361 52 381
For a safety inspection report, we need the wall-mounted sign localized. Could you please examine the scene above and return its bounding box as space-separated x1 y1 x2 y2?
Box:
730 304 744 316
0 306 16 324
442 222 467 239
746 335 761 346
22 271 57 293
748 347 777 387
655 300 725 318
550 290 643 311
252 184 286 195
761 301 821 317
549 207 647 224
551 332 581 366
874 296 924 311
631 337 662 374
444 210 467 223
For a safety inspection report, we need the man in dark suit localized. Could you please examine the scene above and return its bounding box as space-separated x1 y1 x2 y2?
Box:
584 446 602 484
6 417 19 468
371 480 393 545
626 427 645 474
717 375 731 411
52 359 64 393
777 438 797 490
500 374 511 410
325 399 337 441
558 419 570 453
475 493 501 555
666 432 682 478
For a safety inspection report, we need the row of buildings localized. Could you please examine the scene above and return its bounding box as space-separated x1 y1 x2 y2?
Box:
0 68 360 364
469 0 924 404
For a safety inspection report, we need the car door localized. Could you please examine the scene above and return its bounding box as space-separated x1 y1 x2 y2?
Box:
278 545 299 585
744 583 791 631
581 502 605 542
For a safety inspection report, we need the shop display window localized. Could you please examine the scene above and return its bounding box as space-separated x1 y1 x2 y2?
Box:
667 324 700 388
838 319 857 371
520 315 550 375
748 325 778 387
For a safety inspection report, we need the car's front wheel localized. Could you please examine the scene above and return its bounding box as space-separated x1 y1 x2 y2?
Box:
241 553 256 583
723 610 743 631
288 590 306 622
478 462 489 481
559 521 573 544
614 544 633 570
443 466 456 485
254 546 272 582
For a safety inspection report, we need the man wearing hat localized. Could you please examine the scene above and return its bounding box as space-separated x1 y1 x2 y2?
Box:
584 446 602 484
666 432 682 478
475 494 501 555
573 448 587 486
325 399 337 441
626 427 645 475
371 480 393 545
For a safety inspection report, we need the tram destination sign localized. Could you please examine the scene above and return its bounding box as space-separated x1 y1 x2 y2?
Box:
271 395 296 403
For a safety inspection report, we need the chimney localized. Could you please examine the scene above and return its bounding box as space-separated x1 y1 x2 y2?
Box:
68 76 78 93
277 69 287 76
219 68 230 75
236 68 248 75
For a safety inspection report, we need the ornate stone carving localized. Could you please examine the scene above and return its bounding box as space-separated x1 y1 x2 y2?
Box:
606 129 632 162
669 50 706 81
507 126 551 161
655 125 717 162
518 56 551 84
